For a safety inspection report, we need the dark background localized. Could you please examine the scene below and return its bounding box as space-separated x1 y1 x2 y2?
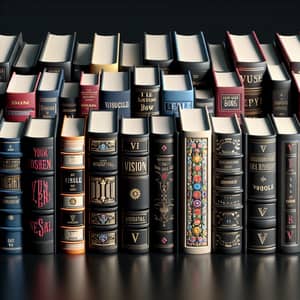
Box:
0 0 298 43
1 1 300 300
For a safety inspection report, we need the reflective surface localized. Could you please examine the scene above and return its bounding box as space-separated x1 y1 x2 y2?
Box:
0 254 299 300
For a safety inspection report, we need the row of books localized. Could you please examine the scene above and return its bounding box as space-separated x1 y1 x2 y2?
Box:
1 108 300 255
1 31 300 121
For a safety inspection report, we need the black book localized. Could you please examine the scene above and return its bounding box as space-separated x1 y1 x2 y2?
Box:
211 115 243 254
120 118 150 253
86 110 119 253
272 115 300 253
72 42 92 81
242 116 277 253
150 116 177 253
59 82 79 118
0 121 24 254
23 117 58 254
194 89 215 115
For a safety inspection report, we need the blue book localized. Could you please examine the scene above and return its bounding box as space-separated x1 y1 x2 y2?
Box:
0 121 23 155
161 71 194 117
37 69 64 119
100 71 131 118
0 226 23 254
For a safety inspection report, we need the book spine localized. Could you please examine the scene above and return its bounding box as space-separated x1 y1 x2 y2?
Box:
79 85 99 117
277 136 300 253
213 132 243 254
238 66 266 117
37 93 59 119
121 135 150 253
161 91 194 117
86 133 118 253
60 138 85 254
0 137 23 254
133 86 160 117
151 135 176 253
182 134 211 254
101 91 131 118
5 109 35 122
245 135 276 253
23 137 56 254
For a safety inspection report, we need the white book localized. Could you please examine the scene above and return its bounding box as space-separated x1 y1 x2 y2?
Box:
7 74 38 93
101 72 129 91
144 33 172 61
0 35 17 63
134 67 158 86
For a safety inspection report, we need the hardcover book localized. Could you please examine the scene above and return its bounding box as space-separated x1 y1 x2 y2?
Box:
144 33 173 72
173 32 210 87
37 69 64 119
211 115 243 254
272 115 300 253
90 33 120 73
243 116 277 253
194 89 215 115
119 42 142 72
133 66 160 117
72 43 92 81
100 71 131 118
275 34 300 73
226 31 267 117
0 33 23 82
208 43 244 118
5 72 40 122
59 82 79 117
60 117 86 254
150 116 177 253
0 121 24 254
38 32 77 81
86 110 118 253
120 118 150 253
79 72 100 117
179 108 212 254
260 43 292 116
290 72 300 119
23 117 58 254
161 71 194 117
13 43 41 74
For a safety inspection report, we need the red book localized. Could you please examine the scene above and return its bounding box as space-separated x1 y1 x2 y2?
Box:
5 72 40 121
79 72 100 117
208 43 244 118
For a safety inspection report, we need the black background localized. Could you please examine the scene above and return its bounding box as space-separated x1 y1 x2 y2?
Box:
1 1 300 300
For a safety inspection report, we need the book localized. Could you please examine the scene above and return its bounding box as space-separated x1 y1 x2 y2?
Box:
133 66 160 117
0 83 7 111
37 69 64 119
150 116 177 253
86 110 118 253
161 71 194 117
0 121 24 254
208 43 244 118
119 42 142 71
120 118 150 253
100 71 131 118
242 116 276 253
38 32 77 81
226 31 267 117
144 33 173 73
260 43 292 116
272 115 300 253
290 72 300 119
173 32 210 87
79 72 100 117
211 115 243 254
72 43 92 81
13 43 41 74
90 33 120 73
179 108 212 254
275 34 300 73
23 117 58 254
194 89 215 115
59 117 86 254
5 72 40 122
0 33 23 82
59 82 79 118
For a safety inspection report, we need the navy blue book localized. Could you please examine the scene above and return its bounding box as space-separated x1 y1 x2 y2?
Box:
161 71 194 117
0 120 24 254
173 32 211 87
100 71 131 118
37 69 64 119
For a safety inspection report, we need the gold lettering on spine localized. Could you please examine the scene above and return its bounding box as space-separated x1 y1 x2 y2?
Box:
90 176 116 205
